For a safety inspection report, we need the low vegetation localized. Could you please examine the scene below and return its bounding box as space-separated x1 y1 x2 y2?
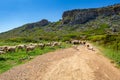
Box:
90 34 120 67
0 42 71 73
101 47 120 67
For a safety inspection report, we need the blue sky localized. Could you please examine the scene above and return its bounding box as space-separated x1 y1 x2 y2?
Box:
0 0 120 33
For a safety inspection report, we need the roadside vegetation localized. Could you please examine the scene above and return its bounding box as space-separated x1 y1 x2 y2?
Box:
89 34 120 67
0 41 71 73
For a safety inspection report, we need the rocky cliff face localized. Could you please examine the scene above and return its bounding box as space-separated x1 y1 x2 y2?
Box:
62 4 120 24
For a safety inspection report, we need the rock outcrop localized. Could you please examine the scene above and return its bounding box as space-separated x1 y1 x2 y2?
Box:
62 4 120 24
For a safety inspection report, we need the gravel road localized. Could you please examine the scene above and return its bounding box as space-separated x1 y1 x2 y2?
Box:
0 45 120 80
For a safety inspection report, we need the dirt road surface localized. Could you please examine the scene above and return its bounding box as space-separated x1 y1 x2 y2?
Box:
0 45 120 80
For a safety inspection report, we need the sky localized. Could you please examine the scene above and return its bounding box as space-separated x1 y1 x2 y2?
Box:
0 0 120 33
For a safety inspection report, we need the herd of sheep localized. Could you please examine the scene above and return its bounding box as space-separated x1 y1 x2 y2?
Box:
0 42 61 55
67 40 94 51
0 40 94 55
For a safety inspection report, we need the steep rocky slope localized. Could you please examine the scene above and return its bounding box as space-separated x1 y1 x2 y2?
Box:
62 4 120 24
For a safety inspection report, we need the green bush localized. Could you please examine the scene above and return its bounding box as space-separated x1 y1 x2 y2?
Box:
4 37 39 43
92 34 120 67
88 35 106 42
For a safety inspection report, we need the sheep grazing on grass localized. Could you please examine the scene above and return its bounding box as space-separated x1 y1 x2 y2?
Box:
29 43 34 46
52 42 57 47
52 42 61 47
17 45 25 51
0 46 8 52
65 41 71 44
45 42 52 46
32 43 38 48
0 51 6 55
38 43 45 49
29 43 38 48
25 45 36 53
7 46 17 52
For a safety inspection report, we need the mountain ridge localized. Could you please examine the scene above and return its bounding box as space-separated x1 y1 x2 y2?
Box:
62 4 120 24
0 4 120 41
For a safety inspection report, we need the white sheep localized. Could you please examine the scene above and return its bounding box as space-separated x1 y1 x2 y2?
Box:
7 46 17 52
52 42 61 47
0 51 6 55
71 40 80 45
86 44 95 51
17 44 25 51
45 42 52 46
38 43 45 49
0 46 8 52
25 45 36 53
